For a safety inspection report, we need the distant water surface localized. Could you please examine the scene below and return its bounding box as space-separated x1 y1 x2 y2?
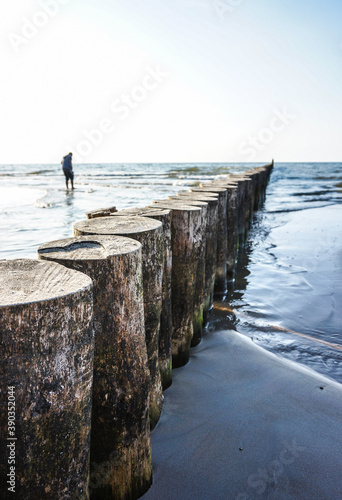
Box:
0 162 252 259
0 162 341 383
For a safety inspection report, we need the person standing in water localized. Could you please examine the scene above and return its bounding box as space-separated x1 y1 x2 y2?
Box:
61 152 74 190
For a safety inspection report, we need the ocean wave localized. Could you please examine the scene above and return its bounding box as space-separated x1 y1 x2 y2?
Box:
34 191 53 208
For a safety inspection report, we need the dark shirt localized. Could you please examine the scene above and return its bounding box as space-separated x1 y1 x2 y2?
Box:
62 154 72 171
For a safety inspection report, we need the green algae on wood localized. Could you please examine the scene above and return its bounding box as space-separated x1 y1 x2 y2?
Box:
38 236 152 500
0 259 94 500
73 216 164 430
163 198 208 348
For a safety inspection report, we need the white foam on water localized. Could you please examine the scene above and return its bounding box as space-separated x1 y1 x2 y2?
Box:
0 186 46 211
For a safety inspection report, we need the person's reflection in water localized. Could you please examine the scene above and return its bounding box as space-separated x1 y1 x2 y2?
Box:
64 189 77 229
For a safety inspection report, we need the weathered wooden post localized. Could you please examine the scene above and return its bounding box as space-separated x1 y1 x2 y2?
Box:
213 177 247 249
148 201 202 367
206 178 250 271
86 207 118 219
242 171 259 221
74 216 164 430
255 165 273 207
248 169 263 211
113 208 173 390
0 259 94 499
257 167 268 206
224 182 240 278
38 236 152 500
155 199 207 348
239 171 258 221
193 182 228 294
174 192 219 324
228 176 253 246
255 164 273 204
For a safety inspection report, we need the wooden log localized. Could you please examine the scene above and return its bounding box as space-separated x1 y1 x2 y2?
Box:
38 236 152 500
207 167 271 275
211 177 249 249
199 182 234 286
0 259 94 500
113 208 173 391
174 193 219 326
86 207 118 219
252 164 273 204
257 168 268 206
191 183 228 295
157 199 207 348
107 207 163 217
239 171 259 219
214 182 239 279
190 186 231 287
148 201 202 367
250 169 265 211
228 176 253 245
241 169 260 211
250 166 272 210
74 216 164 430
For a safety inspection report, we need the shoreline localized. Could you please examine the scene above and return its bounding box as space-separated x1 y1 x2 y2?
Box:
226 202 342 385
143 327 342 499
3 162 342 498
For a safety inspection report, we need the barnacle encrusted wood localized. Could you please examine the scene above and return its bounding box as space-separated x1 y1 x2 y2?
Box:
73 216 164 430
38 235 152 500
0 259 94 499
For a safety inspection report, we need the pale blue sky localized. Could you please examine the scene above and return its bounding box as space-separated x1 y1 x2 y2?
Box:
1 0 342 163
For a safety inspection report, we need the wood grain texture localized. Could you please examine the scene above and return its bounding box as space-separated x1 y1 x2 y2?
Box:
172 194 219 333
73 217 164 430
164 199 207 344
150 201 204 367
86 207 117 219
0 259 94 500
199 184 229 293
113 208 173 390
38 236 152 500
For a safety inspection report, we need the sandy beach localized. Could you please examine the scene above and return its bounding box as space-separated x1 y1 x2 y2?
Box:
143 327 342 499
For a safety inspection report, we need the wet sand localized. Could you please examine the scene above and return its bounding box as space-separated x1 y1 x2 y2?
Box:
143 328 342 499
220 203 342 383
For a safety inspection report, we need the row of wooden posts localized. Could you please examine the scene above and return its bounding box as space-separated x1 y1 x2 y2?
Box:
0 163 273 499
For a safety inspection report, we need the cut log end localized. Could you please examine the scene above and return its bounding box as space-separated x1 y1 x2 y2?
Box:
38 235 141 262
0 259 92 306
74 215 162 237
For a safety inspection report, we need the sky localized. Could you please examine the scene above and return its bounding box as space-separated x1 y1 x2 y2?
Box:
1 0 342 164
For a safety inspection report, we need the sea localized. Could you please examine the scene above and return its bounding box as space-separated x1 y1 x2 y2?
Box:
0 162 341 383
